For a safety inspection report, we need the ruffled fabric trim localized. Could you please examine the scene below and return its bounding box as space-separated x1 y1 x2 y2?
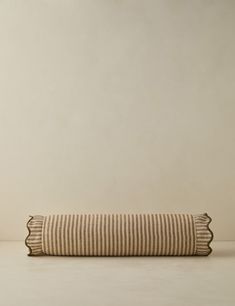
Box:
193 213 213 256
25 215 44 256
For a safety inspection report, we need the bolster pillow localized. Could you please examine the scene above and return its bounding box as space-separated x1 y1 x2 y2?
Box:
25 213 213 256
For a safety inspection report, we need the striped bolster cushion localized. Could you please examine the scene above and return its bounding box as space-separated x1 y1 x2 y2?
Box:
25 213 213 256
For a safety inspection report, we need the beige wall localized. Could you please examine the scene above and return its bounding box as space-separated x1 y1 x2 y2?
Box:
0 0 234 240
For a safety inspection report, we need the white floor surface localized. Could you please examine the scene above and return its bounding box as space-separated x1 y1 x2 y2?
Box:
0 241 234 306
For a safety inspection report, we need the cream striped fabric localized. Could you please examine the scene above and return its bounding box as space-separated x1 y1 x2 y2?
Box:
25 213 213 256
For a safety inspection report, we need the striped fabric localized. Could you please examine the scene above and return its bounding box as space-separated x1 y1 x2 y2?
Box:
25 213 213 256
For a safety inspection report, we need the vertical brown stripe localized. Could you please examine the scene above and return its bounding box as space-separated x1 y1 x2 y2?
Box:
68 215 72 255
155 214 159 255
182 214 187 255
181 214 187 255
57 215 62 255
139 215 143 255
162 214 167 255
45 216 49 254
114 214 117 256
190 214 195 255
166 214 171 255
42 216 46 253
175 214 180 256
151 214 155 255
107 214 110 255
79 215 83 255
156 214 160 255
117 214 120 256
103 214 106 256
64 215 69 255
141 215 144 256
94 214 98 256
102 214 105 256
66 215 69 255
191 214 196 255
123 214 126 256
47 215 51 254
179 214 185 255
147 214 151 256
149 214 154 256
177 214 182 255
100 214 103 256
62 214 66 255
92 214 95 256
112 214 116 255
168 214 172 255
131 214 135 255
56 215 61 255
48 215 52 254
71 215 74 255
91 214 95 256
127 214 131 256
132 214 135 255
115 214 118 256
185 215 190 255
171 214 176 255
53 215 57 255
190 215 194 255
168 215 173 255
175 214 180 255
51 215 55 255
87 214 90 256
186 214 190 255
61 215 65 255
84 214 88 255
159 214 163 255
105 214 107 256
76 215 80 255
142 214 145 255
165 214 170 255
119 214 121 256
119 214 122 256
162 214 166 255
74 215 78 255
86 214 89 255
91 214 96 256
187 214 192 255
135 214 138 255
143 214 147 256
96 214 100 255
60 215 64 255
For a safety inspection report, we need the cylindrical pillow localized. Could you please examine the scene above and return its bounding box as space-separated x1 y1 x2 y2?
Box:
25 213 213 256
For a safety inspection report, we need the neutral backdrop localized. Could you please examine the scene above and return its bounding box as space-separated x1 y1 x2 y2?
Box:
0 0 234 241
